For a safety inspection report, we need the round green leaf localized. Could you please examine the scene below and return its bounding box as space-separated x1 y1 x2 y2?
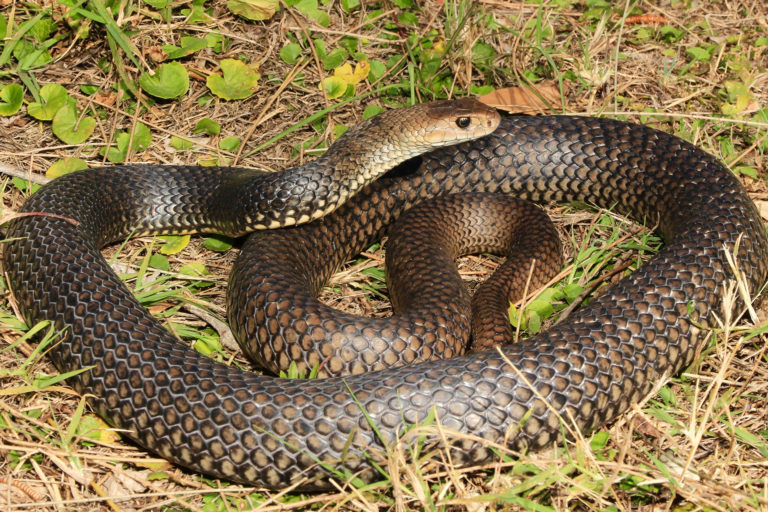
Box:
140 62 190 99
28 84 72 121
149 253 170 271
321 76 347 99
0 83 24 116
321 48 347 70
362 104 384 119
203 235 234 252
102 122 153 163
280 43 302 65
162 36 207 60
179 262 210 277
293 0 330 27
206 59 260 100
219 136 241 152
52 104 95 144
563 283 585 302
368 60 386 81
227 0 278 20
194 118 220 135
46 157 88 179
170 136 195 151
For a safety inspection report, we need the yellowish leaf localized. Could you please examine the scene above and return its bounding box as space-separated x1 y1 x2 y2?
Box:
79 415 122 444
227 0 278 20
321 76 348 99
334 61 370 85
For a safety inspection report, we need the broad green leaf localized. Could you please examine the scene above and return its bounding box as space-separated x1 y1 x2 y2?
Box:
206 59 260 100
472 41 495 61
280 43 302 64
332 124 348 139
590 431 610 451
227 0 279 20
527 310 541 334
733 166 757 179
321 61 368 99
314 39 327 60
368 59 386 81
102 123 153 163
563 283 584 302
219 136 241 151
46 157 88 178
193 336 219 356
341 0 360 11
162 37 207 59
29 17 56 42
205 33 225 53
148 253 170 271
293 0 330 27
51 104 96 144
180 0 211 23
179 262 210 277
659 26 684 42
321 76 347 99
194 118 220 135
363 104 384 119
140 62 189 99
127 122 153 152
170 136 195 151
76 415 121 443
398 11 418 25
322 48 347 70
0 84 24 116
527 298 554 319
14 40 52 70
0 14 6 39
12 177 42 195
157 235 191 255
686 46 711 62
203 235 234 252
27 84 71 120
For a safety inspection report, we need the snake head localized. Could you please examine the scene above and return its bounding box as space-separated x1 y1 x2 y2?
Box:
414 98 501 148
330 98 502 176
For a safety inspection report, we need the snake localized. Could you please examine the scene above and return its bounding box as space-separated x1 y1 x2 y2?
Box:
4 99 767 490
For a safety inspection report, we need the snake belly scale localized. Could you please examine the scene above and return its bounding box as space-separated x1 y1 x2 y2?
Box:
4 100 767 489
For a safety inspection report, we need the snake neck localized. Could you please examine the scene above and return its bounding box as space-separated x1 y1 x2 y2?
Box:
228 100 501 232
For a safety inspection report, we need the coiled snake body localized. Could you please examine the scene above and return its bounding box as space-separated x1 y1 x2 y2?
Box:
4 99 767 489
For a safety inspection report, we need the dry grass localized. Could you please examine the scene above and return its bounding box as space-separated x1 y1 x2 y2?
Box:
1 0 767 510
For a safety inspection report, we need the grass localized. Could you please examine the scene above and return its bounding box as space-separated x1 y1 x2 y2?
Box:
1 0 768 510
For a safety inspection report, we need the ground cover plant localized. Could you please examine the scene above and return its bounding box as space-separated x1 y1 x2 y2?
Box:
0 0 767 510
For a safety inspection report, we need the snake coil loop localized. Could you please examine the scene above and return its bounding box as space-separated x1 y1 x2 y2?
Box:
4 102 767 489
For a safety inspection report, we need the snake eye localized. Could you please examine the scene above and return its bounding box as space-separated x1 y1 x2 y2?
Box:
456 116 471 128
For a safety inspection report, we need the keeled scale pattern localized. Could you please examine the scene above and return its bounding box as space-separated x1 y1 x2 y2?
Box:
5 115 768 490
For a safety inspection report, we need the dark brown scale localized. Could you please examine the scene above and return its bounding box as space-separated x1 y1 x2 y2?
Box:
387 193 563 353
4 114 768 491
237 192 563 375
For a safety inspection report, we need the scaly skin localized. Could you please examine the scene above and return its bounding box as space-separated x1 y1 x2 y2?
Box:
4 109 767 489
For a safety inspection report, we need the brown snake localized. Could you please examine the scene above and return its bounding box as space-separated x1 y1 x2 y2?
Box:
4 99 767 489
